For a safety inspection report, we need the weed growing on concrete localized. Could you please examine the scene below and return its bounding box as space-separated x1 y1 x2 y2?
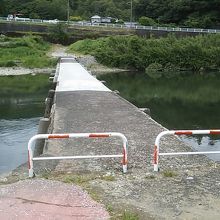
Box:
145 175 155 179
122 211 139 220
109 209 139 220
101 175 116 181
62 174 96 185
106 204 113 213
163 170 177 178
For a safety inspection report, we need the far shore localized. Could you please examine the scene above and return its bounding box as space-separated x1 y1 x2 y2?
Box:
0 67 54 76
0 55 127 77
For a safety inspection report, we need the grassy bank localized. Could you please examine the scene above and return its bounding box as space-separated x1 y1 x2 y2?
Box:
0 35 56 68
68 34 220 74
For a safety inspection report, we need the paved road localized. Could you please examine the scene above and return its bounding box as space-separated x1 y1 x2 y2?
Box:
0 179 109 219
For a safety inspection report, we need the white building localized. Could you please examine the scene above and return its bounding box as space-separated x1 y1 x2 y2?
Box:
91 15 118 24
91 15 101 23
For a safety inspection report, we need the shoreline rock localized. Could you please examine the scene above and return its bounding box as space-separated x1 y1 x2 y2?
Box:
76 54 128 75
0 67 54 76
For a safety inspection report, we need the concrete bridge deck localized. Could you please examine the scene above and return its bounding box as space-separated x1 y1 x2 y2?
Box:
34 57 220 219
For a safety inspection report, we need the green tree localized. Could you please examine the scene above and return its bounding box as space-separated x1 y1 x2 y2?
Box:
48 23 70 44
1 0 220 28
139 16 156 26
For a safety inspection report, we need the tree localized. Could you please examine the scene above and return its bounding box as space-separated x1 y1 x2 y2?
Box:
0 0 220 28
139 16 156 26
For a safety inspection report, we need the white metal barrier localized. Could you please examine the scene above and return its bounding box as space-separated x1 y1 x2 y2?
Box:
28 132 128 177
153 130 220 171
1 17 220 34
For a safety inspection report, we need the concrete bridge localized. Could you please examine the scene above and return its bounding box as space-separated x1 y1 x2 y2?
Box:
28 57 220 219
1 57 219 219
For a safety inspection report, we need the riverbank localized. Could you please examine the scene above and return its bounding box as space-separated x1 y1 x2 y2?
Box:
0 44 126 76
76 54 128 75
0 67 53 76
68 35 220 74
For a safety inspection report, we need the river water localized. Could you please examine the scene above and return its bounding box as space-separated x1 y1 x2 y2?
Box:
98 71 220 161
0 117 40 175
1 72 220 176
0 74 49 176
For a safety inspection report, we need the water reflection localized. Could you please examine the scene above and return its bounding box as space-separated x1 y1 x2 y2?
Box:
0 97 44 119
99 71 220 161
0 74 49 175
182 135 220 161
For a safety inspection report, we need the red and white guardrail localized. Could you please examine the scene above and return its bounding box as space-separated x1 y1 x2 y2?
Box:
153 130 220 171
28 132 128 177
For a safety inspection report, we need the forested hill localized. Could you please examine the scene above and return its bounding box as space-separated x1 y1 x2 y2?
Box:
0 0 220 28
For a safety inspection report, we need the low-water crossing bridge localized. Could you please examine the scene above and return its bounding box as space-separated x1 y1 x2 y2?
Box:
31 57 220 219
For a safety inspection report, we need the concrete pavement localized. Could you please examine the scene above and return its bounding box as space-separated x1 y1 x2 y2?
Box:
0 179 109 219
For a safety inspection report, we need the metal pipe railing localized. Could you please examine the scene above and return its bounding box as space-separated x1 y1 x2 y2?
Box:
153 130 220 171
28 132 128 177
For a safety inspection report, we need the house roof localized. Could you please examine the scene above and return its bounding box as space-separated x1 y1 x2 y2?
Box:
91 15 101 19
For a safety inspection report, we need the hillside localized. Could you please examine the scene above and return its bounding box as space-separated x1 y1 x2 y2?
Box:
0 0 220 28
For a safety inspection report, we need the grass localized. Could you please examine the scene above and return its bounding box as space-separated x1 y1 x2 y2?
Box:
101 175 116 181
110 210 139 220
145 175 155 179
163 170 177 178
40 172 139 219
122 211 139 220
0 35 56 68
62 175 96 185
106 204 140 220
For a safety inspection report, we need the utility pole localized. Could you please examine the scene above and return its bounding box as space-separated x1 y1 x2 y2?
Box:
67 0 70 24
130 0 133 27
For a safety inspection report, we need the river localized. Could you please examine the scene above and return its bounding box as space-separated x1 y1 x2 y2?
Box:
1 71 220 176
0 74 50 176
98 71 220 161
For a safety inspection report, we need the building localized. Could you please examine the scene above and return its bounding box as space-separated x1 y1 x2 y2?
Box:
91 15 118 24
91 15 101 23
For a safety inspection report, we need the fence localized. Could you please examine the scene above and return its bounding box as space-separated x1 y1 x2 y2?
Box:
28 132 128 177
1 17 220 34
153 130 220 171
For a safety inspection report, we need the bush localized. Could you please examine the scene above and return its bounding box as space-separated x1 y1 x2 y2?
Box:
117 19 124 24
68 34 220 73
145 63 163 78
69 16 83 21
48 23 70 45
139 16 156 26
0 60 17 67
